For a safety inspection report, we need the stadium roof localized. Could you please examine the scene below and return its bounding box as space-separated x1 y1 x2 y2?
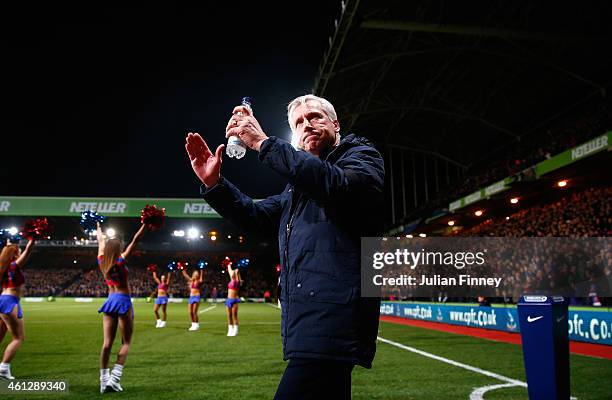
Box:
313 0 612 227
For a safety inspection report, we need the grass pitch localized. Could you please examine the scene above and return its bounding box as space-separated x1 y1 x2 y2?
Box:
1 301 610 399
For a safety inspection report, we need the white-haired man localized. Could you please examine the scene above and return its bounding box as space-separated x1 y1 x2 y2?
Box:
185 94 384 399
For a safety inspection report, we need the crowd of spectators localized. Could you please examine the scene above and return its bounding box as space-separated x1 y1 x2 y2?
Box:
381 187 611 306
18 258 276 299
461 186 611 305
22 268 82 297
61 269 106 297
460 186 611 237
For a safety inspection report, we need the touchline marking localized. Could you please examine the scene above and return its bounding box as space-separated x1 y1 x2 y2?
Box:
377 336 526 387
378 336 578 400
527 315 544 322
198 305 217 314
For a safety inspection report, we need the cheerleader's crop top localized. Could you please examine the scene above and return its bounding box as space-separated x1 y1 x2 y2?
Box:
97 255 129 287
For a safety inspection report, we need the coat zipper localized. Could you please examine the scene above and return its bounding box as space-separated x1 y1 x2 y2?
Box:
283 189 303 345
281 143 344 347
283 146 341 299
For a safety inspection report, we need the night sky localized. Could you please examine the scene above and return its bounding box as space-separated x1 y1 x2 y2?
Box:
1 3 342 199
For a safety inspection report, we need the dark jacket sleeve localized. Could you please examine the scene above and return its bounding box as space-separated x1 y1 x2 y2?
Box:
258 136 384 203
201 177 282 236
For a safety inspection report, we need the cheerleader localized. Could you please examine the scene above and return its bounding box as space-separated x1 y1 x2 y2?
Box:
152 270 171 328
181 268 204 331
0 238 34 380
225 262 242 336
97 222 146 393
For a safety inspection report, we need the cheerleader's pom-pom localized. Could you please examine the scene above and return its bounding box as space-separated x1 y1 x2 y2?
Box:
22 218 52 240
0 228 22 244
80 211 105 232
236 258 250 270
221 256 232 269
141 205 166 231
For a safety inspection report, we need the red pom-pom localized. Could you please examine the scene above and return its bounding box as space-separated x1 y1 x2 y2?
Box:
177 262 185 271
22 218 52 240
141 204 166 231
147 264 158 272
221 256 232 269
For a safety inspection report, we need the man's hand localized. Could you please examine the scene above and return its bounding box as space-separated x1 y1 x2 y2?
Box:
185 132 224 188
225 105 268 151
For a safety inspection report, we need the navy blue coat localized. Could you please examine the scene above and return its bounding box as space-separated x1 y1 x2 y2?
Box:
202 134 385 368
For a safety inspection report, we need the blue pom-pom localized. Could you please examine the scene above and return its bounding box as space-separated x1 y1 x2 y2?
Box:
236 258 250 270
0 229 22 244
80 211 106 232
167 261 177 271
198 260 208 270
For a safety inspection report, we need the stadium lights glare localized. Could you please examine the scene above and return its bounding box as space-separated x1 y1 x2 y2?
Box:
506 216 510 220
419 233 426 237
173 230 185 237
106 228 116 238
8 227 18 235
73 260 77 264
510 197 519 204
557 180 568 187
187 227 200 239
447 220 455 226
210 235 217 241
474 210 484 217
406 234 413 238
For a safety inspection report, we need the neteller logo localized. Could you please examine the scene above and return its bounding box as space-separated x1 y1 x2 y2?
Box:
527 315 544 323
69 202 126 214
0 201 9 212
184 203 216 215
523 296 547 303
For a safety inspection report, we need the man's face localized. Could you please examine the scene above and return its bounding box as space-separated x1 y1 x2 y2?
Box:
290 102 339 156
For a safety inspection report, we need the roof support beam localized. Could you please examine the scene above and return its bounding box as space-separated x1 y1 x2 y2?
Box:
361 20 590 41
313 0 360 95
